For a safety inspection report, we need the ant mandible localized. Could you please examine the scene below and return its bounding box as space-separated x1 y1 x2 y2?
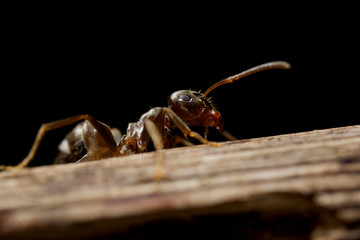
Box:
1 61 290 178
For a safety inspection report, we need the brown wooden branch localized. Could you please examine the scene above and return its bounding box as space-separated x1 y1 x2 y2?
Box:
1 126 360 239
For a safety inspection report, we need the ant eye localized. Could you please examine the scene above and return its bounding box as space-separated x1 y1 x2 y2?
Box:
179 94 191 102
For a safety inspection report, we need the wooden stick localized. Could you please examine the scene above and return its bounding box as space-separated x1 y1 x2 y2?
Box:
1 125 360 239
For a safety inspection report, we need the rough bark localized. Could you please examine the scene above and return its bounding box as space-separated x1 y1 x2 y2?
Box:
1 125 360 239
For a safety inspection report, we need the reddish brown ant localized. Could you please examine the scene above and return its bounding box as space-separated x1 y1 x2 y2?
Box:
1 61 290 178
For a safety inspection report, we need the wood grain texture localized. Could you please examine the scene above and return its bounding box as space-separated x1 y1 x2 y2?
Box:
1 126 360 239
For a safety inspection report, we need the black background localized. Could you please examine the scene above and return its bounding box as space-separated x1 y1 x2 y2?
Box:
2 3 359 166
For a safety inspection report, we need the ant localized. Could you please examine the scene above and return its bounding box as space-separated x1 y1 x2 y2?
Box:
1 61 290 178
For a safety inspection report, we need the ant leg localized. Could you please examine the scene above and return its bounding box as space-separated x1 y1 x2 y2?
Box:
144 119 164 180
163 108 220 147
204 127 209 140
172 136 194 147
1 115 86 170
0 114 117 170
205 127 237 142
220 129 238 141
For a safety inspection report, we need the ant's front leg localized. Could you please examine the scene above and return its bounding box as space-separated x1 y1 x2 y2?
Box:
142 108 220 180
163 108 221 147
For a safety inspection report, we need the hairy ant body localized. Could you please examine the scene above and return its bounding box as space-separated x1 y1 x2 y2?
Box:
1 61 290 177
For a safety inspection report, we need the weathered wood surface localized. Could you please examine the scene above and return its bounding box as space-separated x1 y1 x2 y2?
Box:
1 125 360 239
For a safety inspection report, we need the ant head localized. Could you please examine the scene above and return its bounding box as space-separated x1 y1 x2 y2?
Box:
168 61 291 133
168 90 224 131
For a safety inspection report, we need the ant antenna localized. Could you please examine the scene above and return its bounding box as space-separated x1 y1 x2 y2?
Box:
203 61 291 98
